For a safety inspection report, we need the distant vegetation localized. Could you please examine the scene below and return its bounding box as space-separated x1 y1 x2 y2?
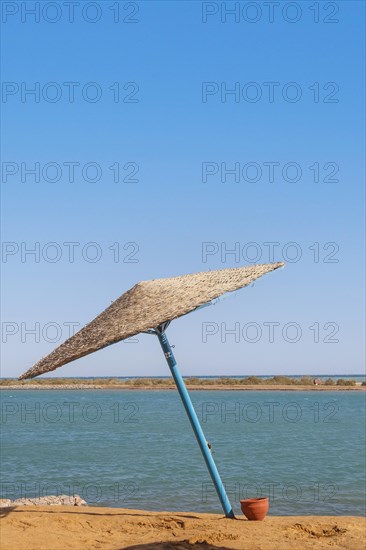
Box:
0 376 361 387
335 379 357 386
0 377 125 386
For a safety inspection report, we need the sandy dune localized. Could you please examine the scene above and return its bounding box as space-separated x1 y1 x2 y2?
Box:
1 505 365 550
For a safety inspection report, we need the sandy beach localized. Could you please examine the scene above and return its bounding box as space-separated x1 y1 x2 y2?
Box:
1 505 365 550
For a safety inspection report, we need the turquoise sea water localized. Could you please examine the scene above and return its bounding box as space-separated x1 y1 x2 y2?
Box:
1 390 365 516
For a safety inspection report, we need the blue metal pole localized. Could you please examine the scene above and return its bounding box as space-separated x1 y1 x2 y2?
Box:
156 329 235 518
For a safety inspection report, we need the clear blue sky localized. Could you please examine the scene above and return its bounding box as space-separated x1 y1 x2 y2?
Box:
1 1 365 377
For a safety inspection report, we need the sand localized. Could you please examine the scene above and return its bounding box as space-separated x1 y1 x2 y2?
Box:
1 506 365 550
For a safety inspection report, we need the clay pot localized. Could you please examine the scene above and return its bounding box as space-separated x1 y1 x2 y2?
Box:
240 497 269 520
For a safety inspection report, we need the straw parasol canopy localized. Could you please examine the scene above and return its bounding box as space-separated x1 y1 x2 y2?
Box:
19 262 284 379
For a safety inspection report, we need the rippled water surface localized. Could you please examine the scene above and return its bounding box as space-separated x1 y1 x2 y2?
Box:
1 390 365 516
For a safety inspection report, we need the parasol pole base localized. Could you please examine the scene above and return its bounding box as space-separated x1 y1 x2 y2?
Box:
154 326 235 519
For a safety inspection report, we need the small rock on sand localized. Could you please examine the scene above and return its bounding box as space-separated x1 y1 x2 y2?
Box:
1 495 86 507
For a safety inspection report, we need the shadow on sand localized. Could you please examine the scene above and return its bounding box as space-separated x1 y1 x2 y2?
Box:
0 506 17 518
0 507 203 520
122 544 234 550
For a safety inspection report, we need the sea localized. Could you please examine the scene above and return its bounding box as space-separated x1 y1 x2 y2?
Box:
1 386 365 516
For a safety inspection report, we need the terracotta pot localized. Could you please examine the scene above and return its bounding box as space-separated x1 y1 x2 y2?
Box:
240 497 269 520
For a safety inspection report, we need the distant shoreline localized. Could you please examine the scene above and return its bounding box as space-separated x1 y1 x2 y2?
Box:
2 375 365 391
1 384 364 391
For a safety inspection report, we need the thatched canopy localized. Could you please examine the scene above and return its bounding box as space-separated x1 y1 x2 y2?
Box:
19 262 284 379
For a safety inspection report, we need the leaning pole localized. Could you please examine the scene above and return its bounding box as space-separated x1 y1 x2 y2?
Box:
152 323 235 518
